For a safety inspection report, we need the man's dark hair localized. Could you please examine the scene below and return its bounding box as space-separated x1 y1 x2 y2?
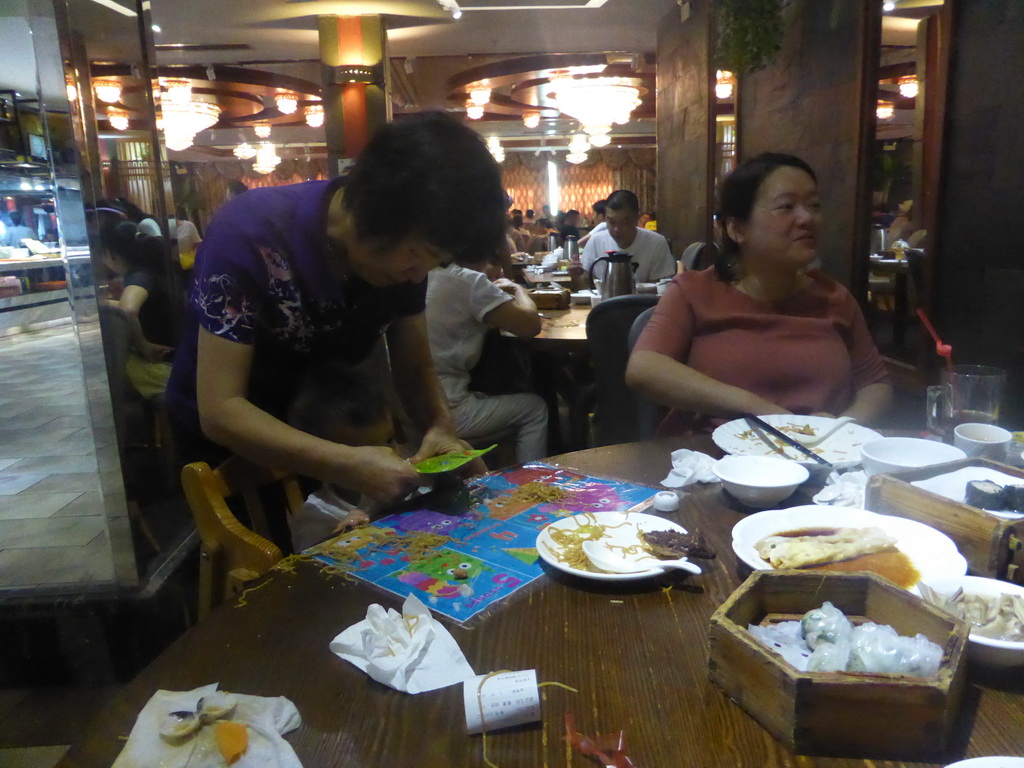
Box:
288 359 390 440
592 200 607 216
342 111 506 264
566 209 579 219
714 152 817 282
511 213 524 228
511 209 523 216
606 190 640 215
525 209 535 218
9 211 23 226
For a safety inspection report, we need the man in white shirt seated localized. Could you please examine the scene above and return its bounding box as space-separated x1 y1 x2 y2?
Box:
578 199 606 248
425 252 548 463
580 189 674 284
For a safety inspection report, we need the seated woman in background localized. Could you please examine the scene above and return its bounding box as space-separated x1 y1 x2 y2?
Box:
101 221 177 398
627 152 892 435
425 247 548 462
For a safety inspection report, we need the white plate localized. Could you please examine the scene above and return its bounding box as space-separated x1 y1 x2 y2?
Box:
912 467 1024 519
713 415 882 469
944 759 1024 768
731 505 967 589
536 511 689 581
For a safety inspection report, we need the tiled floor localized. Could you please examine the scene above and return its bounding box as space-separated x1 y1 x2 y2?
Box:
0 326 116 590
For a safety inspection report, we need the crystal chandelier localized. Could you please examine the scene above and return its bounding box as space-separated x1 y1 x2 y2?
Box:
566 133 590 164
522 111 540 129
467 82 491 106
876 100 895 120
233 142 257 160
550 76 640 146
252 142 281 174
107 107 130 131
715 70 735 100
161 97 221 152
304 104 324 127
465 99 484 120
898 75 919 98
161 78 193 103
93 79 122 104
276 94 298 114
486 136 504 163
254 122 272 138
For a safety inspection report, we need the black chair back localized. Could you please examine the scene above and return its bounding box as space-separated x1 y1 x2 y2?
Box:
628 307 668 439
585 294 659 446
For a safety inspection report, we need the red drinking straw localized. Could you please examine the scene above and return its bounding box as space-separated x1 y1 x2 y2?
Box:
916 308 954 373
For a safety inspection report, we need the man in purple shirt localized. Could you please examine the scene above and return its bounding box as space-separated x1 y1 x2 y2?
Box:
167 112 508 504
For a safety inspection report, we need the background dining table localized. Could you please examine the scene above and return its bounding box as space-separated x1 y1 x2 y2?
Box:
57 436 1024 768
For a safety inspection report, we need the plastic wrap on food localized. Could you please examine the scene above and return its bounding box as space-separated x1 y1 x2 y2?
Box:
800 601 853 649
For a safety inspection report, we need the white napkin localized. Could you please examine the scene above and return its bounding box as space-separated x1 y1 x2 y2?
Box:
813 470 868 508
330 594 475 694
661 449 721 488
113 683 302 768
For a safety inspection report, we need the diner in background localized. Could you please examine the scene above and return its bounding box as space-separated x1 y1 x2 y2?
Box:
581 189 674 283
425 248 548 463
627 152 893 435
577 198 607 248
165 111 508 505
100 220 177 399
1 211 36 247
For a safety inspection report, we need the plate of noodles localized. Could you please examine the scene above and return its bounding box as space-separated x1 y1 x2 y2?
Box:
536 511 689 581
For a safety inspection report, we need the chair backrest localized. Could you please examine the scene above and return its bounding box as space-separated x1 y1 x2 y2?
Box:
585 293 659 446
628 306 668 438
181 457 296 619
681 241 720 271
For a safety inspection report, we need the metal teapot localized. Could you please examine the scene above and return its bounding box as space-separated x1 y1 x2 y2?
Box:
589 251 636 299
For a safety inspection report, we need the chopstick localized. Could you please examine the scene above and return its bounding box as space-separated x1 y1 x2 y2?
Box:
742 414 833 468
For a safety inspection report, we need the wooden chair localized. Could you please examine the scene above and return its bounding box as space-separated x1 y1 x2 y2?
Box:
181 457 301 619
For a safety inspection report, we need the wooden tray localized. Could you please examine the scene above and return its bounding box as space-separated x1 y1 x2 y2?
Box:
528 288 570 309
865 457 1024 583
708 571 968 760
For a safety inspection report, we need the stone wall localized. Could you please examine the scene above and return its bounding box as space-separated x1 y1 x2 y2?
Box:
737 0 873 284
655 0 712 258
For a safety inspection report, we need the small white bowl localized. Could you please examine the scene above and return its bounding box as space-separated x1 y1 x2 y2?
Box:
713 455 810 508
859 437 966 477
922 575 1024 670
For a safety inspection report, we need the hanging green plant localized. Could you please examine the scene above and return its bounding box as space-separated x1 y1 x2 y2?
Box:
714 0 785 75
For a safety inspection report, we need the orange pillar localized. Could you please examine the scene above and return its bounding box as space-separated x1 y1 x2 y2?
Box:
318 14 390 175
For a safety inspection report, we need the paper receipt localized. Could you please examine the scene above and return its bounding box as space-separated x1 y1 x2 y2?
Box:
463 669 541 734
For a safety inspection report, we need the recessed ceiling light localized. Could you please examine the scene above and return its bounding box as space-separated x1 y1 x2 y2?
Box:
151 24 161 32
882 1 896 11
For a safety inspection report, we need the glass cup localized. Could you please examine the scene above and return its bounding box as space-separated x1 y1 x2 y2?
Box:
942 365 1007 429
926 384 953 438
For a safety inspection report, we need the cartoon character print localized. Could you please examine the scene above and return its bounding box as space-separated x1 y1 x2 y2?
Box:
396 549 489 598
536 483 627 518
317 527 389 568
500 466 566 487
385 509 469 536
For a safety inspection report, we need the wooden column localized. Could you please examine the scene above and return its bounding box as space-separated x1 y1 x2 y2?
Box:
318 14 390 175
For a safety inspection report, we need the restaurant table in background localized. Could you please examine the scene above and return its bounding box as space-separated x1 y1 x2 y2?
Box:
520 268 573 286
56 436 1024 768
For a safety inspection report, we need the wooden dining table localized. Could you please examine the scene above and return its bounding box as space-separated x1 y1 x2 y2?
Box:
58 436 1024 768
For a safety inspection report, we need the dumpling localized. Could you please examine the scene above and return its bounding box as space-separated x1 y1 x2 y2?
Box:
801 602 853 649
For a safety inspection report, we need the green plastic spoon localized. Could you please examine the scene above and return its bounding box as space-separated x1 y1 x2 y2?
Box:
414 445 496 474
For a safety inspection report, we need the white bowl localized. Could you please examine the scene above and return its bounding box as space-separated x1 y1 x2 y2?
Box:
713 455 810 508
859 437 966 477
922 575 1024 670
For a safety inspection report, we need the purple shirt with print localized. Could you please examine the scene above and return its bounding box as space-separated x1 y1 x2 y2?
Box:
166 179 425 440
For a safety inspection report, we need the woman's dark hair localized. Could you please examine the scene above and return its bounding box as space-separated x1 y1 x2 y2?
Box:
341 111 507 264
113 197 152 224
714 152 817 282
100 220 166 274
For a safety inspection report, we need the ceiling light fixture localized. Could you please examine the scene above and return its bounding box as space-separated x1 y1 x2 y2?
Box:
568 133 591 154
465 100 484 120
160 77 192 103
876 100 895 120
715 70 735 100
898 75 919 98
233 142 256 160
161 94 221 151
550 76 641 147
882 0 896 11
467 82 491 106
276 94 298 114
252 142 281 175
66 80 78 102
254 122 272 138
522 110 541 129
435 0 462 19
93 79 122 104
107 107 130 130
305 104 324 128
486 136 504 163
566 152 588 165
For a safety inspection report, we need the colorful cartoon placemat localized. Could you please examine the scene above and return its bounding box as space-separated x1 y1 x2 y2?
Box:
308 462 660 623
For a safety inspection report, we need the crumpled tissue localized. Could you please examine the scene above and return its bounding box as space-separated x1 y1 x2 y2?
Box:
813 470 868 507
330 593 475 694
112 683 302 768
661 449 721 488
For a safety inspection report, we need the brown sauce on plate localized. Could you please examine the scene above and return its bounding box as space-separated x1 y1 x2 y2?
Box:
801 551 921 589
776 527 841 538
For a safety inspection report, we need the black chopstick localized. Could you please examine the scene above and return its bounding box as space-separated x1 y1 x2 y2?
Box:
742 414 833 468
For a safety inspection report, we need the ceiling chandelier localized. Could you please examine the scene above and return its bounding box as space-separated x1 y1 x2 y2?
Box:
876 100 895 120
522 110 540 129
252 142 281 174
93 79 122 104
276 93 298 114
467 82 491 106
715 70 735 100
254 122 272 138
156 77 222 151
550 75 641 147
898 75 919 98
305 103 324 127
233 141 257 160
465 99 484 120
107 107 130 131
566 133 590 164
486 136 504 163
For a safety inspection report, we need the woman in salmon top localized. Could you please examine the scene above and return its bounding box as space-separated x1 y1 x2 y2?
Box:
627 153 892 435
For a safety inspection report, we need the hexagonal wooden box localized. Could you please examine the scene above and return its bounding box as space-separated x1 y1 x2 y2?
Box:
708 571 968 760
